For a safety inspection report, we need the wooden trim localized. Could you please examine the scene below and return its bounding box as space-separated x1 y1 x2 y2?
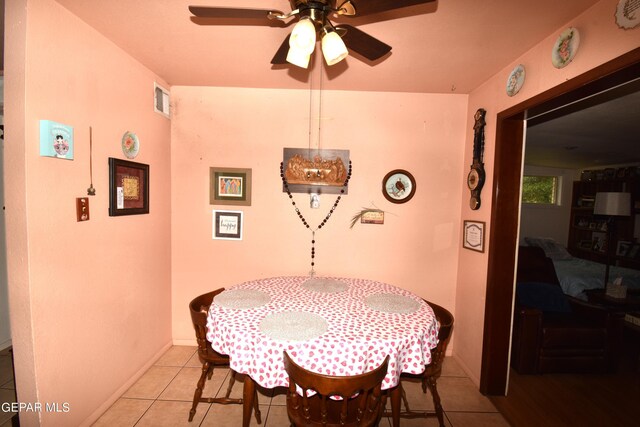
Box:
480 47 640 395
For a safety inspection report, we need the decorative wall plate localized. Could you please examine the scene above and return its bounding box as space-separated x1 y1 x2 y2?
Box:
506 64 526 97
382 169 416 204
121 131 140 159
552 27 580 68
615 0 640 29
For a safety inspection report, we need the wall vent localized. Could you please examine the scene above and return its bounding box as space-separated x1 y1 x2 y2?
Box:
154 82 170 118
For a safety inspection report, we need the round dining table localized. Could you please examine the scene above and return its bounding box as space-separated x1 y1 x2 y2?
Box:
206 276 440 427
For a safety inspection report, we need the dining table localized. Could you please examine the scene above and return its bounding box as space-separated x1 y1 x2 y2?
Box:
206 276 440 427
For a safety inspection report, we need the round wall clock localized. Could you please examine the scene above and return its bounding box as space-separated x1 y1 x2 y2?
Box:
382 169 416 204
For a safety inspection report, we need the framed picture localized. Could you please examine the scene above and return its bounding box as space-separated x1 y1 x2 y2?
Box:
616 241 632 257
463 220 485 252
578 240 593 250
282 148 350 195
210 167 252 206
212 210 243 240
592 233 606 252
627 243 640 259
109 158 149 216
361 210 384 225
39 120 74 160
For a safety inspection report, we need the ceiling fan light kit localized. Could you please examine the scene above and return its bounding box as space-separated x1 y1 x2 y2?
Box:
286 45 311 68
290 16 317 54
189 1 437 69
285 7 349 68
321 29 348 65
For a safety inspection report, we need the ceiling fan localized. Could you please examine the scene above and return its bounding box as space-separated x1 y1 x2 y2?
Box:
189 0 436 68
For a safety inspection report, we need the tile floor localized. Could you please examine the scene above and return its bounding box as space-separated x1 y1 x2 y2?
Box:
92 346 510 426
0 346 510 426
1 347 17 427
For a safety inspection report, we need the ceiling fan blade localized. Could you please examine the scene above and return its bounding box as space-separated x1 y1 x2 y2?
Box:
189 6 284 21
337 24 391 61
271 35 291 64
350 0 435 17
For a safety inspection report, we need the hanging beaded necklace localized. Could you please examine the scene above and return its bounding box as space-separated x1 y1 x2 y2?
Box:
280 160 352 276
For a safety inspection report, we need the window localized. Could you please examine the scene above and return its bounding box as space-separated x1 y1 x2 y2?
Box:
154 82 170 118
522 175 559 205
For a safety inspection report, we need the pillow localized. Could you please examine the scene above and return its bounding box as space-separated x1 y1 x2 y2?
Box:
516 282 572 313
524 237 573 260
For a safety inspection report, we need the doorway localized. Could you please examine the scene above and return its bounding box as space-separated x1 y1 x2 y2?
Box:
479 47 640 395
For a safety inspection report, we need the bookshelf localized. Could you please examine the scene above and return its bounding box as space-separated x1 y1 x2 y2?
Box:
567 169 640 269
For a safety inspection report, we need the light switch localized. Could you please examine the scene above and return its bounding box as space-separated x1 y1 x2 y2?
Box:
76 197 90 222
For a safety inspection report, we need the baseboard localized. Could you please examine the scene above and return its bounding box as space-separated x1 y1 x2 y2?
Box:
451 352 481 388
79 340 173 427
172 339 197 346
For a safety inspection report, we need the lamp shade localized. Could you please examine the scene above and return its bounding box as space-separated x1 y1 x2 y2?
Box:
593 192 631 216
289 17 316 54
321 31 348 65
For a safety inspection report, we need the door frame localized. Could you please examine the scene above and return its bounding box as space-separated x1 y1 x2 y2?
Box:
480 47 640 395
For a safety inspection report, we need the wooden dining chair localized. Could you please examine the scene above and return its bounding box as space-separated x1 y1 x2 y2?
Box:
188 289 261 423
394 300 454 427
283 351 390 427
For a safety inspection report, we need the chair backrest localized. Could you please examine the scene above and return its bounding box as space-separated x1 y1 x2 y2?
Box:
424 301 454 376
283 352 389 427
189 288 226 361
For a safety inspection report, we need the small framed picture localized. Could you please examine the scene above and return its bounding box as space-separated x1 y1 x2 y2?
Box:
212 210 243 240
210 167 252 206
40 120 74 159
463 220 485 253
616 241 632 257
108 158 149 216
578 240 593 250
627 243 640 259
361 210 384 225
592 234 606 252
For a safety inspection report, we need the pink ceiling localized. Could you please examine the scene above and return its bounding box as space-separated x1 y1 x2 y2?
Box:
53 0 601 93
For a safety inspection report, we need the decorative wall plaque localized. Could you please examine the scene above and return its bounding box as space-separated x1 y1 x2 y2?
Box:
282 148 350 195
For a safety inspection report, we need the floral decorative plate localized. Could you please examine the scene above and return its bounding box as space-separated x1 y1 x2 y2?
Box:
552 27 580 69
121 131 140 159
506 64 526 97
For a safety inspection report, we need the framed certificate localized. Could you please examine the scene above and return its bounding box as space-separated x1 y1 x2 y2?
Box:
463 220 485 253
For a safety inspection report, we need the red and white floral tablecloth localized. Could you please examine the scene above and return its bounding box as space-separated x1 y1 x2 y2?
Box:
206 276 439 390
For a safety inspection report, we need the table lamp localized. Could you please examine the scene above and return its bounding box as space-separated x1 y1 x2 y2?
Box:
593 191 631 285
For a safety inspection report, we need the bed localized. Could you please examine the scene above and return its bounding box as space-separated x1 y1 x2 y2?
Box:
523 237 640 300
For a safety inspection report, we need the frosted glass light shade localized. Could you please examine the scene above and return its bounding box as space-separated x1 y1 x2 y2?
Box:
286 47 311 68
322 31 348 65
289 17 316 54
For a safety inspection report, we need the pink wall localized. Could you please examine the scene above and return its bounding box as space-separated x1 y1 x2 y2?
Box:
4 0 172 425
5 0 639 423
455 0 640 384
170 86 468 342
